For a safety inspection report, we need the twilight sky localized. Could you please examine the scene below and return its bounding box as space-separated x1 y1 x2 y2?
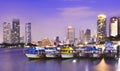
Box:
0 0 120 42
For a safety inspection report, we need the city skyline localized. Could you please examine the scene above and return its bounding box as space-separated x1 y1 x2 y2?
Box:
0 0 120 42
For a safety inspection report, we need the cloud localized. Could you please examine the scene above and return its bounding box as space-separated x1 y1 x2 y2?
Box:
63 0 82 1
106 10 120 17
58 7 99 19
58 6 120 19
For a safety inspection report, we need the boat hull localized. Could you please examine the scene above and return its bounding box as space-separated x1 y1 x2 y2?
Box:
25 54 42 59
45 54 57 58
89 53 102 58
61 54 74 58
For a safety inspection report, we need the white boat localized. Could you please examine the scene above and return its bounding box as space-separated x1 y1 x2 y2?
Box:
24 47 45 59
45 47 58 58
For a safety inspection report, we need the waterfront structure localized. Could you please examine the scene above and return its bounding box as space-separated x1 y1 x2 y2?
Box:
84 29 91 43
25 23 32 44
12 19 20 44
66 26 75 44
41 38 51 46
109 17 120 37
97 14 107 44
79 30 84 44
3 22 11 43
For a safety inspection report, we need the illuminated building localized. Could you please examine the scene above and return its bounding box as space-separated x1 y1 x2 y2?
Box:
97 14 107 44
3 22 11 43
20 36 24 43
12 19 20 44
118 17 120 34
25 23 31 44
109 17 119 37
41 38 51 46
66 26 75 44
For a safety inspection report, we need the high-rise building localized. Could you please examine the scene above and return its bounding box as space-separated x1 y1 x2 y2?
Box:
3 22 11 43
118 17 120 35
66 26 75 44
84 29 91 43
79 30 84 43
109 17 119 37
20 36 24 43
97 14 107 44
12 19 20 44
25 23 31 44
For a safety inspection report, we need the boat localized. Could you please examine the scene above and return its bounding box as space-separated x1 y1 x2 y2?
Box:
103 42 117 59
60 44 74 58
88 47 102 58
75 47 89 58
24 47 45 59
45 46 59 58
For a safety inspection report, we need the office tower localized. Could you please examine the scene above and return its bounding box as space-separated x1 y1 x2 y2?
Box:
109 17 119 37
97 14 107 44
3 22 11 43
91 31 97 43
66 26 75 44
118 17 120 35
20 36 24 43
25 23 31 44
84 29 91 43
79 30 84 43
12 19 20 44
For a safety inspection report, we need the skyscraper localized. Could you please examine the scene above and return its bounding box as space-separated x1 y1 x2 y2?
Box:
12 19 20 44
97 14 107 44
109 17 119 37
3 22 11 43
25 23 31 44
66 26 75 44
118 17 120 35
84 29 91 43
79 30 84 43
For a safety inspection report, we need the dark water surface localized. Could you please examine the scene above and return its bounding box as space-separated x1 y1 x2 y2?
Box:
0 48 120 71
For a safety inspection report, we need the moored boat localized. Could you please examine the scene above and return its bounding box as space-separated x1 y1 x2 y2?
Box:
75 47 89 58
24 47 45 59
103 42 117 59
60 45 74 58
89 47 102 58
45 46 59 58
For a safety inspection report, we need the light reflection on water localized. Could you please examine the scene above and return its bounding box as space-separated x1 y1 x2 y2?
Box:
0 48 120 71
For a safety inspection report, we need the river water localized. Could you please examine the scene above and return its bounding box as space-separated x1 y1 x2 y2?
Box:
0 48 120 71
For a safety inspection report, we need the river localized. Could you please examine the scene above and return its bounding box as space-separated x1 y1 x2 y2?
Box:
0 48 120 71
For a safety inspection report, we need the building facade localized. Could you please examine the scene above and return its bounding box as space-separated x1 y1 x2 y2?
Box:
84 29 91 43
109 17 119 37
3 22 11 43
25 23 31 44
66 26 75 44
12 19 20 44
79 30 84 44
97 14 107 44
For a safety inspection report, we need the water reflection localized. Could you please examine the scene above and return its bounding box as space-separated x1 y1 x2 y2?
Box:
1 48 120 71
89 58 102 66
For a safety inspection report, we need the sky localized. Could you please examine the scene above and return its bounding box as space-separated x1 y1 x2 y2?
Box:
0 0 120 42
